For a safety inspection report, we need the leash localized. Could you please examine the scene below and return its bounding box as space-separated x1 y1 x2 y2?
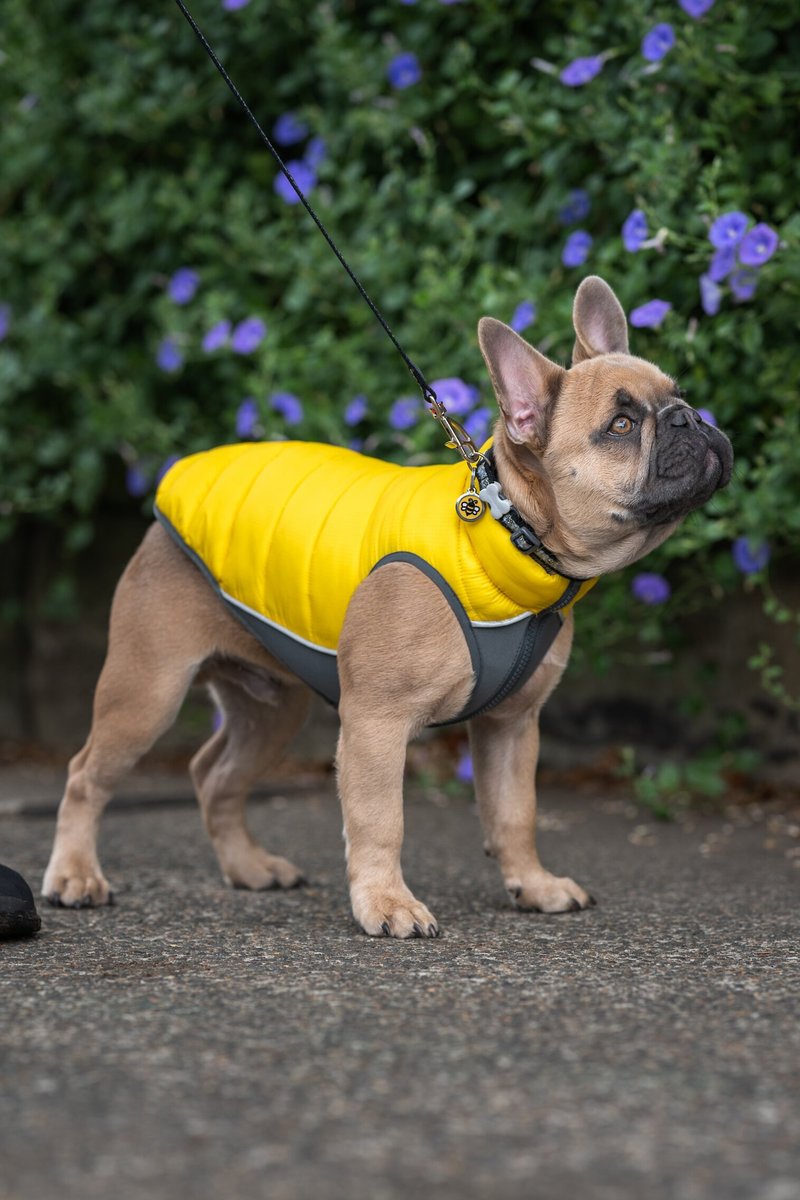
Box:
172 0 483 474
172 1 570 575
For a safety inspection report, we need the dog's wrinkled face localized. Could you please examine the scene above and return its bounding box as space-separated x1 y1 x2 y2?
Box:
547 353 733 546
479 276 733 577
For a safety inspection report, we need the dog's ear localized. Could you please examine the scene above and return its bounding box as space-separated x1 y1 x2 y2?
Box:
572 276 629 363
478 317 566 447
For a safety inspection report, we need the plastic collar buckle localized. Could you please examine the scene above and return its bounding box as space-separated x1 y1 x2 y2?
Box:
511 525 560 574
510 525 540 554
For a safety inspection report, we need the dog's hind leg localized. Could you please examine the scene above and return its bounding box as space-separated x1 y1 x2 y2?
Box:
43 650 199 908
44 524 225 907
190 670 309 890
43 667 196 908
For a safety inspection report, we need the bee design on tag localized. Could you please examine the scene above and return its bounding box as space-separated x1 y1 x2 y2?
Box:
454 458 487 522
455 492 485 522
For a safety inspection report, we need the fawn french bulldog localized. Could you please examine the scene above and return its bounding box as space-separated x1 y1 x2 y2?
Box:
43 277 732 937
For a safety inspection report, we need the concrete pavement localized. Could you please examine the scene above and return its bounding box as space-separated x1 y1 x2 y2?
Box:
2 780 799 1200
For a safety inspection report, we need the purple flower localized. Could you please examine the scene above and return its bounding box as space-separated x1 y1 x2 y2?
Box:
222 0 250 9
156 337 183 373
678 0 715 17
737 223 778 267
456 747 473 784
236 397 259 438
709 211 749 249
510 300 537 334
464 407 493 444
431 377 475 416
729 269 759 302
156 454 181 484
560 56 604 87
202 320 231 352
699 274 722 316
271 392 303 425
642 23 676 62
732 537 770 574
558 189 591 224
629 300 672 329
708 245 735 283
0 304 11 341
211 706 223 733
273 112 309 146
344 394 368 426
389 396 419 431
387 52 421 90
562 230 593 268
696 408 717 427
231 317 267 354
349 438 364 452
167 268 199 305
274 161 316 205
305 136 327 169
622 209 648 252
631 572 671 605
125 463 151 498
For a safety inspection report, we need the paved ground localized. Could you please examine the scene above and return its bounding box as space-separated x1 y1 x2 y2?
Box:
2 777 799 1200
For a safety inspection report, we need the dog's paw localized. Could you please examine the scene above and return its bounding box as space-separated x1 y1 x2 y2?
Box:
43 862 114 909
505 869 595 915
224 848 306 891
351 885 440 939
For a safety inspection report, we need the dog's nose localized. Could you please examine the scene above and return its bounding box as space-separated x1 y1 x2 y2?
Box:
668 406 704 430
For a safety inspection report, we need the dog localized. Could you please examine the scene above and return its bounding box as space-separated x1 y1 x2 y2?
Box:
43 276 732 937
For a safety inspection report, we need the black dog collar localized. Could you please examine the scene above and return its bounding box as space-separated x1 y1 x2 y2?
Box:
474 449 571 579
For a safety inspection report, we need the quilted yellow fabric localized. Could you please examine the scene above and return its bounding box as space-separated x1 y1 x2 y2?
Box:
155 440 596 651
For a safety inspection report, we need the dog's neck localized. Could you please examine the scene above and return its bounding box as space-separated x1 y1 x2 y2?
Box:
492 424 560 546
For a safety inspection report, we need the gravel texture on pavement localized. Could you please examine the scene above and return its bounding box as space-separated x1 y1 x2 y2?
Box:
2 782 798 1200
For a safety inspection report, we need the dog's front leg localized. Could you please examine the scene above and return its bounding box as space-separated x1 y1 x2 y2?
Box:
468 621 594 914
337 708 439 938
336 563 474 938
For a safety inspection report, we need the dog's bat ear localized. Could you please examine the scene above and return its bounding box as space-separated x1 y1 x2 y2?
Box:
572 276 629 363
478 317 566 447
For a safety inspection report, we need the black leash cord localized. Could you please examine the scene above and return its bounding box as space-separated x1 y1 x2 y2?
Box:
172 0 437 406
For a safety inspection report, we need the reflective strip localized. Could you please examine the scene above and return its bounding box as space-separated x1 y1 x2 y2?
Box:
470 612 532 629
221 590 338 656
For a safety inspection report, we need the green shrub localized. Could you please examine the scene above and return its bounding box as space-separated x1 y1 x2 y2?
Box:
1 0 798 686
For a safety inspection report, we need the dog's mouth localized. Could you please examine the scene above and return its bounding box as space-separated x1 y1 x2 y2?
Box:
702 445 724 490
632 421 733 527
705 439 734 489
702 429 735 505
633 444 732 527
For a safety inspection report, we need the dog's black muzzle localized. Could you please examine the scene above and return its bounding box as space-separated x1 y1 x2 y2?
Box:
635 404 734 525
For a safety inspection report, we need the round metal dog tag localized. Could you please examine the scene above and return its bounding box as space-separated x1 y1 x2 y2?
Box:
455 492 485 522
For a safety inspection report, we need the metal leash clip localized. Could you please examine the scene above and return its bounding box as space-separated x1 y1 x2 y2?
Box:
424 395 487 522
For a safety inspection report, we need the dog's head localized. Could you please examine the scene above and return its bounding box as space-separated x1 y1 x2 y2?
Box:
478 276 733 578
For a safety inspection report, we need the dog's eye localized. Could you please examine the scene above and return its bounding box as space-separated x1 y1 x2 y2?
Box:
608 415 635 436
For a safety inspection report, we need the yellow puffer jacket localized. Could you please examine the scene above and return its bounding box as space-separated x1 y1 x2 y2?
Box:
155 440 596 720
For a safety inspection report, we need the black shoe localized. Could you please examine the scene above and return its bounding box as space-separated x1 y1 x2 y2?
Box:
0 864 42 940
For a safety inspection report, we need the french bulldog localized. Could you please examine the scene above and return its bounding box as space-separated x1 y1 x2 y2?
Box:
43 276 732 937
